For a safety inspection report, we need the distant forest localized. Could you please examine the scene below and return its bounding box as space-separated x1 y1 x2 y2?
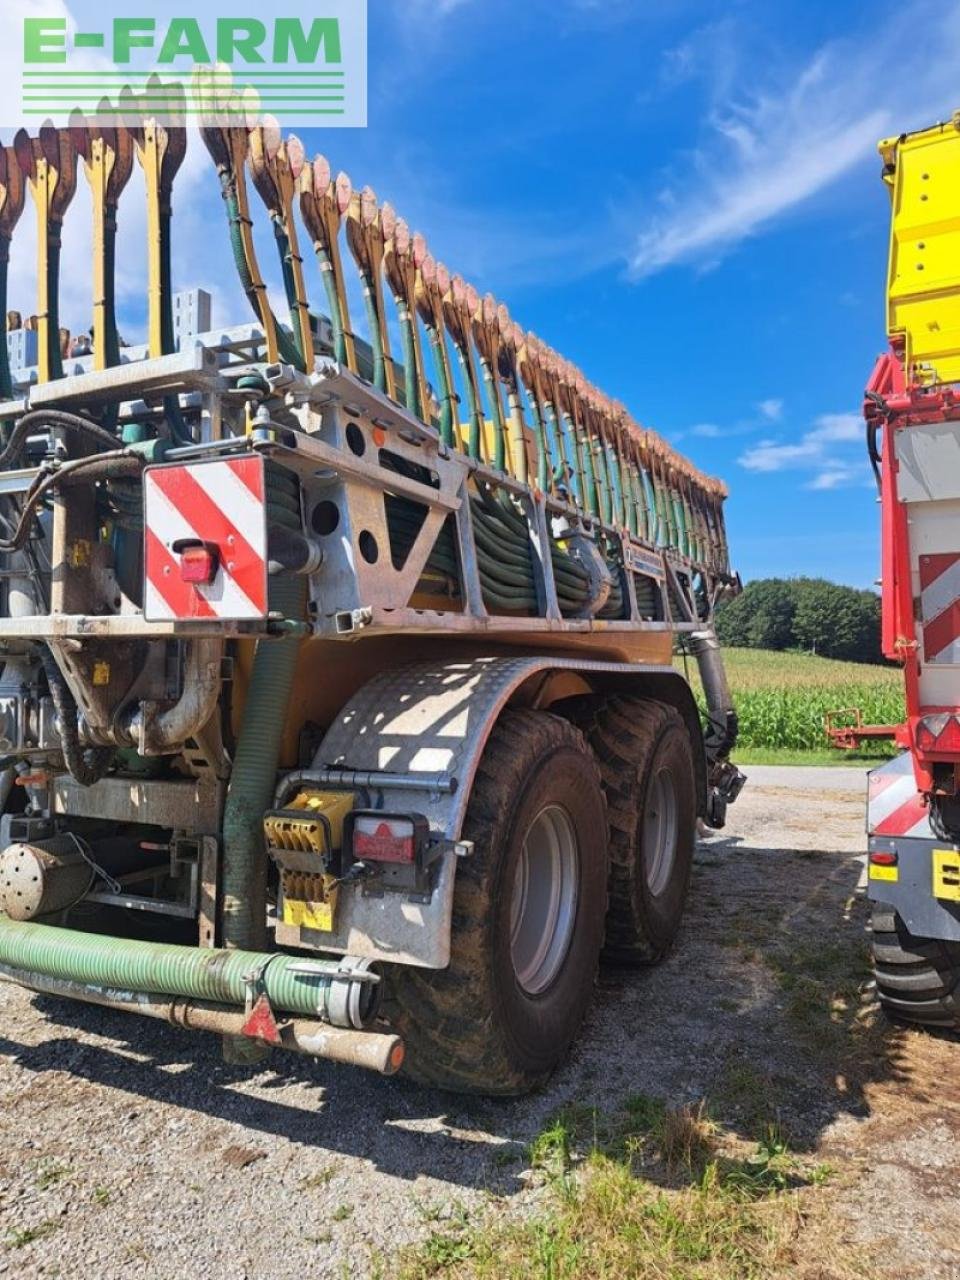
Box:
715 577 884 664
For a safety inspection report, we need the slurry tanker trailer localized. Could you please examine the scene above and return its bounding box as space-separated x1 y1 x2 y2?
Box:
0 84 742 1093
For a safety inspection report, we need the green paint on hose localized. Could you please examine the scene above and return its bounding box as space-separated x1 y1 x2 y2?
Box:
222 472 305 953
425 322 454 447
270 215 308 372
453 345 482 460
395 301 419 416
558 413 583 505
0 917 348 1019
317 248 348 366
478 356 506 472
358 272 385 392
218 174 302 370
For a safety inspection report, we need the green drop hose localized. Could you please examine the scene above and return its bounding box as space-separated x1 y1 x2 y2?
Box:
0 917 362 1022
218 173 302 370
270 216 308 372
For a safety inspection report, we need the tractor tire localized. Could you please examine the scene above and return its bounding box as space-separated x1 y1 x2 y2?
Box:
871 904 960 1029
569 696 697 965
389 709 608 1095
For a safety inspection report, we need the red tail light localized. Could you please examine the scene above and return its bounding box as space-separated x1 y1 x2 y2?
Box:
916 713 960 753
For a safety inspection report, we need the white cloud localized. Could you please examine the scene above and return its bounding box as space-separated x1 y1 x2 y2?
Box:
630 1 960 277
739 411 863 482
691 422 721 438
806 467 858 490
758 398 783 422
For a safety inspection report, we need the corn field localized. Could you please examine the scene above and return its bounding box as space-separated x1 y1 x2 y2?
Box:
679 647 905 753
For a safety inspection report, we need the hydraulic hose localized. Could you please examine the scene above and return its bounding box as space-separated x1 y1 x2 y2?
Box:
0 451 143 554
0 240 12 402
39 647 112 786
0 919 377 1027
221 470 305 953
0 409 121 471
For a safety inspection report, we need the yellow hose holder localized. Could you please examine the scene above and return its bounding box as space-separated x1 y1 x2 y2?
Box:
263 790 356 858
280 870 340 932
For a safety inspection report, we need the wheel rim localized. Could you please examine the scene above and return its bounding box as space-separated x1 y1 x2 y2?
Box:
509 804 579 995
643 766 678 897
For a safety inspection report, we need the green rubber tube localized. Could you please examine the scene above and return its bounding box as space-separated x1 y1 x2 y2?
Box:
219 175 302 369
0 917 351 1019
358 269 385 392
271 216 308 372
221 473 305 953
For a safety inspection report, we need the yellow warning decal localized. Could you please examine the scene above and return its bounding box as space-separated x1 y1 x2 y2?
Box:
933 849 960 901
869 863 899 883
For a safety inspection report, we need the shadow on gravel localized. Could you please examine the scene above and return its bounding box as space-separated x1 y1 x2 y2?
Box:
0 834 929 1194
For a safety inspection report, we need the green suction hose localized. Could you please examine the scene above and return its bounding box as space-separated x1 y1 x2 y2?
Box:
221 469 305 953
0 917 366 1023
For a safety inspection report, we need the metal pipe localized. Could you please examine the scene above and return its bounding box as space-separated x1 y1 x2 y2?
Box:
688 627 737 761
0 965 404 1075
275 767 457 808
120 637 223 754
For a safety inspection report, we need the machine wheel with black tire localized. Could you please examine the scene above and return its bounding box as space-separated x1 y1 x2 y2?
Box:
570 696 697 965
871 904 960 1029
389 709 608 1095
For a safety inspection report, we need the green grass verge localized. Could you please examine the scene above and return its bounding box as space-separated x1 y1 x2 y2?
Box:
392 1101 861 1280
732 748 881 767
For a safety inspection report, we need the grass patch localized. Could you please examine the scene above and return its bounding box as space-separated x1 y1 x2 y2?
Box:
396 1112 854 1280
732 747 880 767
35 1161 70 1191
6 1220 60 1249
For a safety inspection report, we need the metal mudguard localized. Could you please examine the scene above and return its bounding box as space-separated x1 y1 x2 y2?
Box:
867 753 960 941
284 655 696 969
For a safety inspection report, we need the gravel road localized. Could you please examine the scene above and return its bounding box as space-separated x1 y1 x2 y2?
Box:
0 766 958 1279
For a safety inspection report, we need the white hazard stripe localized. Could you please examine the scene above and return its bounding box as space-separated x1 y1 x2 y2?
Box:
869 775 932 838
199 461 266 551
869 775 918 828
928 638 960 665
146 480 261 618
921 557 960 624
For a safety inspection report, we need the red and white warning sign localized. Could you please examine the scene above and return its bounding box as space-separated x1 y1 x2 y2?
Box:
920 552 960 666
143 456 268 621
868 753 931 839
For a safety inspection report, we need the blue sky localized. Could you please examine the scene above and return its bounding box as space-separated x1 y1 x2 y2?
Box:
350 0 960 589
14 0 960 588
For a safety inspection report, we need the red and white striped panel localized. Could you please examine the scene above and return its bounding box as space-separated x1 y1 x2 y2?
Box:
868 755 931 838
920 552 960 665
143 456 268 621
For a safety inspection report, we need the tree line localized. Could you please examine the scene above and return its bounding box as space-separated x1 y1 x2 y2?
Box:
715 577 884 664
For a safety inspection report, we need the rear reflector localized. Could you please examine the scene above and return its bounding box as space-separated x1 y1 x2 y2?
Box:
917 712 960 754
869 850 898 866
351 816 416 864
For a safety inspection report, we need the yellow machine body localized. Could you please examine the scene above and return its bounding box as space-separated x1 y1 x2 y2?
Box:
882 114 960 385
